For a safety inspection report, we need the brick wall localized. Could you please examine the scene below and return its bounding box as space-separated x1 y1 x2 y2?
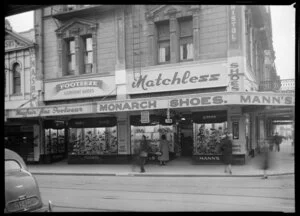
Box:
199 6 228 59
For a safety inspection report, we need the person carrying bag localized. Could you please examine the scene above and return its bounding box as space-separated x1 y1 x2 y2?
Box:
139 135 151 173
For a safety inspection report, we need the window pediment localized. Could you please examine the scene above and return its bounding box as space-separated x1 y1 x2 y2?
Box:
146 5 195 21
56 18 97 38
5 30 34 51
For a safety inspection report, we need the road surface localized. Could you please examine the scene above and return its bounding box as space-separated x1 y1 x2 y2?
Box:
36 174 294 212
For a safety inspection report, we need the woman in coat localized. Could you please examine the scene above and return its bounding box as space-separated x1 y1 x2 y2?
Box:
221 133 233 174
158 134 169 165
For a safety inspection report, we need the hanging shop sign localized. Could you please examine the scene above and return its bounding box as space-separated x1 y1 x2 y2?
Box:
127 62 227 94
44 76 116 101
141 111 150 124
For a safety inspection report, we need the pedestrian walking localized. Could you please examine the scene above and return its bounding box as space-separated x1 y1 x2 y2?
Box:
158 134 169 166
261 141 270 179
139 135 151 173
220 131 233 174
273 132 282 152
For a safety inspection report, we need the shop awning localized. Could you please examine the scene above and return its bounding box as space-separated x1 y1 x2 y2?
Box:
6 91 294 119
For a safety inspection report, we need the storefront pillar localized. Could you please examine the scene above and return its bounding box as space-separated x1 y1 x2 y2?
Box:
228 106 246 164
33 124 40 162
116 112 130 160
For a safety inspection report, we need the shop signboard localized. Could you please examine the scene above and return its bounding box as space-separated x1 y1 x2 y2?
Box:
227 56 243 92
96 92 294 113
7 92 294 119
44 76 117 101
127 61 228 94
10 104 93 118
228 5 241 49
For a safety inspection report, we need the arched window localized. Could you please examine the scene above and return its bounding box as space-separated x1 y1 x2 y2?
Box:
12 63 21 94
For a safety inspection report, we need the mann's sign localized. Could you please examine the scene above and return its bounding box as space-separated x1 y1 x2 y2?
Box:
240 95 294 105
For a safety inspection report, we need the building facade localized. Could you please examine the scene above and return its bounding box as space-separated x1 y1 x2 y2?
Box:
5 20 42 162
5 5 294 164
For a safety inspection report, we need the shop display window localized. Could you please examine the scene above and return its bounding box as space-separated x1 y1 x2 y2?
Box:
69 126 117 155
44 128 65 154
131 125 174 155
193 122 227 155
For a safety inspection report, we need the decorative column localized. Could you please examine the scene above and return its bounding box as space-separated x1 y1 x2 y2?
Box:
74 35 80 76
168 8 179 64
146 13 156 66
91 25 98 74
190 5 201 60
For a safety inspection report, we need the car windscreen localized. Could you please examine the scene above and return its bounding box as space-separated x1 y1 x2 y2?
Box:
5 160 22 171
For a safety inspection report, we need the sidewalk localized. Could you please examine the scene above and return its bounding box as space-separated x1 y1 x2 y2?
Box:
27 151 294 177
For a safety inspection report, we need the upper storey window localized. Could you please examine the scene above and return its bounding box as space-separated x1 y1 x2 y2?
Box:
179 17 193 61
56 19 97 77
157 21 170 64
12 63 21 94
84 36 93 74
67 39 75 75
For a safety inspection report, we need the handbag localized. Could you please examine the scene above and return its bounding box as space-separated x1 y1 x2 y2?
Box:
155 151 162 156
140 151 148 157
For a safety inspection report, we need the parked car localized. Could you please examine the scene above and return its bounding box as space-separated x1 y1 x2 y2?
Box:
4 148 53 212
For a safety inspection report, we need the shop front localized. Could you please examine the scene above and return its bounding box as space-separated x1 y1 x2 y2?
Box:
7 91 294 165
130 114 176 163
67 117 120 164
4 123 36 163
40 120 67 163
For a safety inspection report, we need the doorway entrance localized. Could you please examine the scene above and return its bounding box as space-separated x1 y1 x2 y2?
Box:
179 121 193 157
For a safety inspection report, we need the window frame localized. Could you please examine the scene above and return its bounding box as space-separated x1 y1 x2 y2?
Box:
178 16 194 62
82 35 93 74
12 62 21 94
156 20 171 64
66 38 76 76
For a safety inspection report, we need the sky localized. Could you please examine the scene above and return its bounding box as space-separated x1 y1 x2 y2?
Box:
6 5 295 79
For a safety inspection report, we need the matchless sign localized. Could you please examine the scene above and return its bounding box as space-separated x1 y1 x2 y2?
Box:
127 62 227 94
